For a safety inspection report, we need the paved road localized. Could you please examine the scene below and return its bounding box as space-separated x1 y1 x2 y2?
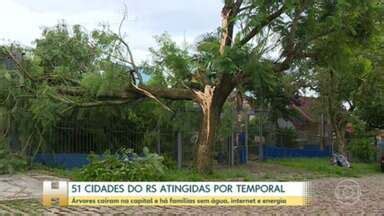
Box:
0 173 383 215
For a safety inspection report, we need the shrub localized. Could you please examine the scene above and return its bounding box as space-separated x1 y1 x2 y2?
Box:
276 128 298 148
347 138 376 162
0 137 27 174
77 147 165 181
162 153 177 169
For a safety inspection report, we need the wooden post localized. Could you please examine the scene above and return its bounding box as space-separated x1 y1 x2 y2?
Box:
177 131 182 169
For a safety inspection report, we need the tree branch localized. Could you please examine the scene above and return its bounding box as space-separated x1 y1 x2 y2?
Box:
118 3 143 85
139 85 194 101
220 0 244 53
74 98 145 108
272 1 311 73
238 4 287 46
57 85 194 105
4 48 33 81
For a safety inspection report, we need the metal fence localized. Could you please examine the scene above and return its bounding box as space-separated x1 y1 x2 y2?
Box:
247 131 333 159
33 118 340 168
41 121 146 154
34 120 238 168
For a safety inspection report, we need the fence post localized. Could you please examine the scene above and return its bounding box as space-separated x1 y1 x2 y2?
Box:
177 131 182 169
259 141 264 161
230 132 235 166
320 113 325 150
245 114 249 163
258 114 264 161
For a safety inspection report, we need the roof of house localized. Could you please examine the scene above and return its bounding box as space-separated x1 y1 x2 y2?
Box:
289 97 321 129
291 97 317 121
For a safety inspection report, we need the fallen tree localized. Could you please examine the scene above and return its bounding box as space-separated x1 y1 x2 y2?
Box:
1 0 380 173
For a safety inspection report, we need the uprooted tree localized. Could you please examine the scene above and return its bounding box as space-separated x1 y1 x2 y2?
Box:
1 0 381 173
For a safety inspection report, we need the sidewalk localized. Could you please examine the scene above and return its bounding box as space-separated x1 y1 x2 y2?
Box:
0 172 66 201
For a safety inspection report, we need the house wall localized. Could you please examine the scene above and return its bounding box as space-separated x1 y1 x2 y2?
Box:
296 122 321 146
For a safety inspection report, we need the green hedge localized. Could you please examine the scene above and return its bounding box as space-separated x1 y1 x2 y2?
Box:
76 147 166 181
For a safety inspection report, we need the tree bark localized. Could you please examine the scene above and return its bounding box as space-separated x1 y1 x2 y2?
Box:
327 69 347 155
193 1 240 173
329 106 347 155
334 124 346 155
194 86 221 173
194 76 235 173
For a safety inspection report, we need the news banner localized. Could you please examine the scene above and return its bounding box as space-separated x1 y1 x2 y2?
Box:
43 181 311 207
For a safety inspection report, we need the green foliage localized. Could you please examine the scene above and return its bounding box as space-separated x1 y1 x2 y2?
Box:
34 23 95 76
0 137 27 174
0 0 382 174
355 65 384 129
0 23 146 155
217 103 236 138
30 85 67 129
81 67 131 97
75 146 255 181
77 147 165 181
162 169 205 181
162 154 177 169
347 138 377 162
149 33 193 86
276 128 298 148
346 114 369 137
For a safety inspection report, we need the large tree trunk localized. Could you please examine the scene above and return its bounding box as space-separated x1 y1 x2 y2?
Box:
329 111 347 155
327 69 347 155
194 77 235 173
195 99 221 173
334 124 346 155
328 99 347 155
186 1 241 173
192 1 240 173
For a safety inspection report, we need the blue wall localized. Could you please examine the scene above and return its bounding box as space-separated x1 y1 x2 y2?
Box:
263 145 331 158
34 153 90 169
35 146 332 169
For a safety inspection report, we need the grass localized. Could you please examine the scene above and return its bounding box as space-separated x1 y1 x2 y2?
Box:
162 167 255 181
31 163 79 179
30 158 381 181
266 157 380 178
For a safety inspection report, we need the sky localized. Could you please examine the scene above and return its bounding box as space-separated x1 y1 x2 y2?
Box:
0 0 222 62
